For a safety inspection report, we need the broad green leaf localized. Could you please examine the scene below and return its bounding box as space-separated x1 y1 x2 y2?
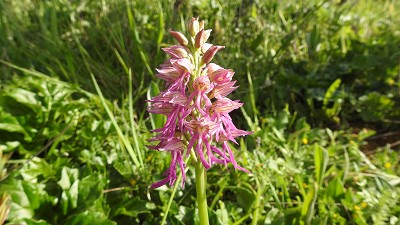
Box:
68 180 79 209
4 88 42 113
19 157 54 181
57 167 79 214
58 167 79 191
0 113 31 141
0 123 25 133
326 177 345 200
77 173 105 209
0 178 52 222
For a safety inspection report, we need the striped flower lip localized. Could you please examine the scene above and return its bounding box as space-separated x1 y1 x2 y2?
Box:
185 117 220 135
211 98 243 115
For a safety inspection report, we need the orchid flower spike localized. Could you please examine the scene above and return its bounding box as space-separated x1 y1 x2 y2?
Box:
147 17 252 189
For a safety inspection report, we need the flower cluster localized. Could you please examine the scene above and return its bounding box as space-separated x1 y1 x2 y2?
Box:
147 17 251 188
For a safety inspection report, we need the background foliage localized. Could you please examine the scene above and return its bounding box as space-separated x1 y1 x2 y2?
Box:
0 0 399 224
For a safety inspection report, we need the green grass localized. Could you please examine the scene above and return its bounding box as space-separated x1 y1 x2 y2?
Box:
0 0 399 224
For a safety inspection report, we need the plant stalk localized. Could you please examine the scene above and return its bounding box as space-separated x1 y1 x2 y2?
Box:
195 161 209 225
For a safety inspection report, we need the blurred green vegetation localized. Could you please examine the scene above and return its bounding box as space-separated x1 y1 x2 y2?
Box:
0 0 399 224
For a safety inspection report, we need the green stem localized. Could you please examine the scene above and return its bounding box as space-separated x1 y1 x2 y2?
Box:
251 177 261 225
160 156 191 225
195 161 209 225
160 172 181 225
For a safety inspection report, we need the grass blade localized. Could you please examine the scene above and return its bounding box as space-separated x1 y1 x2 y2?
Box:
128 68 144 166
90 73 142 169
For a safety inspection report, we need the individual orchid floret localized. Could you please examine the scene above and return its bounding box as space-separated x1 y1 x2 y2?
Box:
205 63 222 74
158 137 186 152
155 61 182 83
156 58 194 92
171 58 194 74
188 17 205 37
169 31 189 46
162 45 189 58
221 141 249 173
202 45 225 64
218 115 252 144
195 29 212 49
208 69 234 84
209 80 238 99
147 130 187 188
185 117 221 168
219 128 253 143
211 98 243 117
147 102 174 115
183 76 212 117
147 91 188 106
149 138 186 188
147 17 251 189
147 92 186 134
193 75 212 93
201 43 213 53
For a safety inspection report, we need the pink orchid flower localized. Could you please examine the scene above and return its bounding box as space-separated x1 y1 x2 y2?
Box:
147 17 252 188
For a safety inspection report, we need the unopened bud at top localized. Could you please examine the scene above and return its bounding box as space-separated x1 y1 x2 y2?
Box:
188 17 200 37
